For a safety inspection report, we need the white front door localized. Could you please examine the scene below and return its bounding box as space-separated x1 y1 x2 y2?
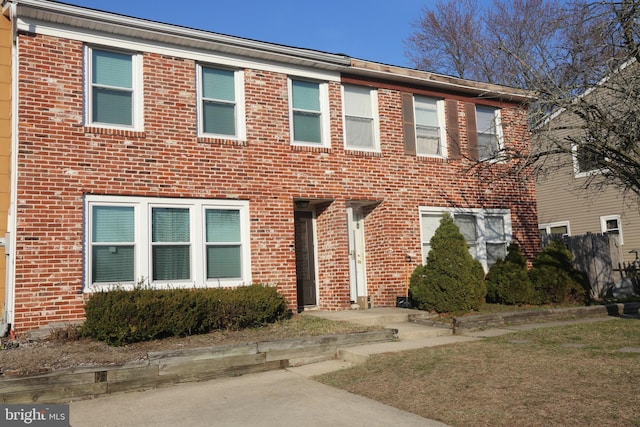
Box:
347 206 367 302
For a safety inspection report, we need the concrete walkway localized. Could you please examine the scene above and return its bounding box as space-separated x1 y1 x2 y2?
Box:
70 369 449 427
69 307 618 426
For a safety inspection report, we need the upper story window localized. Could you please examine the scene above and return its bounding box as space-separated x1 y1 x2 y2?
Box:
572 143 603 177
86 46 142 129
289 78 330 147
86 195 251 290
401 93 446 158
343 85 379 151
414 96 446 156
198 65 245 139
475 105 503 160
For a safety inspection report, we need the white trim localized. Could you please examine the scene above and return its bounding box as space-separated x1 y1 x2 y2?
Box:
418 206 512 271
600 214 623 245
288 77 331 148
84 45 144 131
196 64 246 141
341 84 380 153
538 221 571 236
571 143 605 178
84 195 251 291
414 95 447 159
17 17 342 83
476 105 505 162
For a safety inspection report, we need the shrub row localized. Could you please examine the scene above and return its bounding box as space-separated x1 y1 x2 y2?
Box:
82 284 289 345
486 240 589 306
410 214 590 314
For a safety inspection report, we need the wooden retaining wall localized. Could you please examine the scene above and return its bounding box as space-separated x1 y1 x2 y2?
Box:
0 330 396 404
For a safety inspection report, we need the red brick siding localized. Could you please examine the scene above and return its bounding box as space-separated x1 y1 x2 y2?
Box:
12 33 539 332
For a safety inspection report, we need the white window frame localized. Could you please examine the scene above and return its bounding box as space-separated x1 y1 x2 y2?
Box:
342 84 380 152
600 214 623 245
419 206 512 271
196 64 246 140
538 221 571 237
85 195 251 291
571 143 606 178
84 45 143 131
288 77 331 147
476 105 504 161
414 95 447 158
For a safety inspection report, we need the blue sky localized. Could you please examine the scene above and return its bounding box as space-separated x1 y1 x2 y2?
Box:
60 0 450 67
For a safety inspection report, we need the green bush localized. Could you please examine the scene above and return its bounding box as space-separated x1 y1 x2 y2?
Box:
409 213 486 313
82 284 289 345
486 243 535 305
529 239 589 304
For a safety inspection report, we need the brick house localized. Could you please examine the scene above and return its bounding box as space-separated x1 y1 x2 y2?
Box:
0 0 539 334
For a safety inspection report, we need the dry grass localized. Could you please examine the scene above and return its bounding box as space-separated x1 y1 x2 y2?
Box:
317 318 640 427
0 315 379 377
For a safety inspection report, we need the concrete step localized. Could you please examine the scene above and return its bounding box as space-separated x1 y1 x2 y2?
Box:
337 335 482 364
385 322 452 340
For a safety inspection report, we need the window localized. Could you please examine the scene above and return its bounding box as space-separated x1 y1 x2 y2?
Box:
601 214 623 244
86 196 251 290
289 78 329 146
343 85 379 151
572 143 604 176
419 207 511 271
476 105 503 160
86 46 141 129
414 96 446 156
538 222 570 237
198 65 245 138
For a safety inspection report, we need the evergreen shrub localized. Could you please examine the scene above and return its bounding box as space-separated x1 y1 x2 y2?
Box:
409 213 486 313
82 284 289 345
529 239 589 304
486 243 535 305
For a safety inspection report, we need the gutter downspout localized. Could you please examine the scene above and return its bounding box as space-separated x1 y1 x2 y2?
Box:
2 0 18 335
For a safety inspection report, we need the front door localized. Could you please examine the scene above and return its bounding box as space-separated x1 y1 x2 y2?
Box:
347 206 367 302
294 211 317 308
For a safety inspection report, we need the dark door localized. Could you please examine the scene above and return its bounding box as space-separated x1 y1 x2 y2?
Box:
295 211 317 308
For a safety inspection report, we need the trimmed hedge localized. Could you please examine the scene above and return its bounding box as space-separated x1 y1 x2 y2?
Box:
486 243 535 305
82 284 289 345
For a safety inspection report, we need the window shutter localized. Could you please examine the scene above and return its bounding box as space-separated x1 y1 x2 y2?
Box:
401 92 416 155
445 99 461 159
466 103 479 161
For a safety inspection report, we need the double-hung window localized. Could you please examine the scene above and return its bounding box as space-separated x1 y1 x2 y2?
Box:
601 214 623 244
475 105 503 160
419 207 511 271
289 78 329 146
539 222 570 238
414 96 446 156
86 196 251 290
198 65 245 139
343 85 379 151
86 46 141 129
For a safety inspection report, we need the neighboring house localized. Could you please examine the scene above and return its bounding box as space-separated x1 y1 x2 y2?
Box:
535 66 640 269
0 0 538 334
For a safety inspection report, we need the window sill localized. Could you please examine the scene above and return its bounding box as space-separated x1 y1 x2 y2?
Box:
291 145 331 154
345 149 382 157
198 136 247 147
84 126 146 138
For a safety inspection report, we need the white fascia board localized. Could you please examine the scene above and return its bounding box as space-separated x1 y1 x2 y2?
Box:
17 17 342 82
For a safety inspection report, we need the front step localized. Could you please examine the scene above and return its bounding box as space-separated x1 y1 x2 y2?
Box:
385 322 452 340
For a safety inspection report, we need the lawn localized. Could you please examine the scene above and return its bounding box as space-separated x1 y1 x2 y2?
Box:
316 318 640 427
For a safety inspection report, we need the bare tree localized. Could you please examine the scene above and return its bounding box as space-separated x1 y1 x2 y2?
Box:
407 0 640 197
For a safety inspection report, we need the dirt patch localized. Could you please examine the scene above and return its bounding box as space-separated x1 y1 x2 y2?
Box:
0 315 377 377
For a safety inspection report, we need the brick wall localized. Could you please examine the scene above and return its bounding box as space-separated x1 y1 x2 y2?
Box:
13 33 539 332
